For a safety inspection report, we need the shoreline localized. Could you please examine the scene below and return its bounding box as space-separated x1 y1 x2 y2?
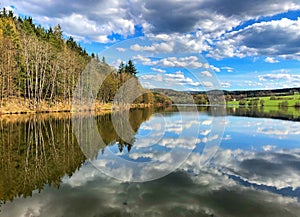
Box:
0 98 155 115
3 100 300 115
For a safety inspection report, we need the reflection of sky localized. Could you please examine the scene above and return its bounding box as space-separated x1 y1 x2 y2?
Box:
208 116 300 201
91 111 215 182
2 113 300 216
107 112 207 164
222 117 300 151
2 153 300 217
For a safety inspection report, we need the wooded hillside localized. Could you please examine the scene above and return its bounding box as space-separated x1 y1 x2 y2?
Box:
0 9 155 112
0 8 90 107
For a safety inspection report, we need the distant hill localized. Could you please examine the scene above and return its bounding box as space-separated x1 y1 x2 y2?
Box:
217 87 300 101
152 87 300 104
189 87 300 96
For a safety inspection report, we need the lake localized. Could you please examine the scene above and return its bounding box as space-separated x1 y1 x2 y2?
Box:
1 106 300 217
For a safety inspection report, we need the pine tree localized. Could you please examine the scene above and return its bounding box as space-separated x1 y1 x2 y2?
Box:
118 61 125 74
127 59 137 76
0 8 7 18
125 63 129 74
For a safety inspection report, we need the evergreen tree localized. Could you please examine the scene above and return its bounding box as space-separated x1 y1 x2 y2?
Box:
127 59 137 76
8 10 14 19
48 26 53 34
54 24 62 38
118 61 125 74
0 8 7 18
125 63 129 74
66 36 76 50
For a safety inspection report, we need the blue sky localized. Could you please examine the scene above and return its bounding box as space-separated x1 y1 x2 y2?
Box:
3 0 300 90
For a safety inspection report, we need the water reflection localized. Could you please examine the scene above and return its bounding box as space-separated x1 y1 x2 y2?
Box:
0 109 154 202
0 107 300 216
0 114 85 202
75 108 154 159
226 106 300 121
72 105 221 182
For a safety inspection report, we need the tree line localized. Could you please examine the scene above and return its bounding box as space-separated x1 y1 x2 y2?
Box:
0 8 91 108
0 8 157 110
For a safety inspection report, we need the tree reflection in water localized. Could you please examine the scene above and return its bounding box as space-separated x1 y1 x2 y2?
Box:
0 108 154 203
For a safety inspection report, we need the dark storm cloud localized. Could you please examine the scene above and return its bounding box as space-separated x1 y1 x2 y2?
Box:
14 0 108 17
240 23 300 56
3 0 300 57
209 18 300 59
139 0 300 34
200 0 300 17
8 0 299 35
142 0 201 34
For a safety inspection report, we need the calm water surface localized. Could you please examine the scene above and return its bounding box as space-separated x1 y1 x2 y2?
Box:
1 107 300 217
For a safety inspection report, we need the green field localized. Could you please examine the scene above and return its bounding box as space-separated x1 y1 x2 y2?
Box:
227 93 300 107
226 93 300 118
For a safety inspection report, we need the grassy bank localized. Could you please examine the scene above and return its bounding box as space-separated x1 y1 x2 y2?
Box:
0 98 154 115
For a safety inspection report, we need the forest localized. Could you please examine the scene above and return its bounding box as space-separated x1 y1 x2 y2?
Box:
0 8 156 113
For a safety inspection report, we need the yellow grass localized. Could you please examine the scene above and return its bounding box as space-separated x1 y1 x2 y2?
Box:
0 98 154 115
